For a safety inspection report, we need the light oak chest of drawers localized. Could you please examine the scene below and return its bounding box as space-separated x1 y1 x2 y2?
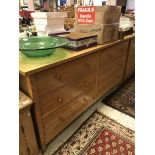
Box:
19 37 133 152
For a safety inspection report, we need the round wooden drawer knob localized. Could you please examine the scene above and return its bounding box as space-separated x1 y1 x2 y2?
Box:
83 98 88 102
57 98 63 102
85 82 89 86
55 74 61 80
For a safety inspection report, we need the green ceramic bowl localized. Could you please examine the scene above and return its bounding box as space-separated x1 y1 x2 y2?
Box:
19 36 69 57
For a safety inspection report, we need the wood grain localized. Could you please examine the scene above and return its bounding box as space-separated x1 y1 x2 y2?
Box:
35 53 98 97
123 38 135 81
19 91 32 110
28 76 47 152
42 87 95 143
20 108 39 155
19 116 29 155
96 41 129 98
39 74 96 118
19 35 134 152
19 90 40 155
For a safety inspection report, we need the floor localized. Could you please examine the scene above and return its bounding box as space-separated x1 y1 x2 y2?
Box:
44 101 135 155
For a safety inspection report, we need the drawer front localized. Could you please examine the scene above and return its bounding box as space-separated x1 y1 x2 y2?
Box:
97 41 128 98
19 118 29 155
100 41 128 65
100 55 126 73
35 53 98 97
39 74 96 118
42 88 95 143
98 69 123 96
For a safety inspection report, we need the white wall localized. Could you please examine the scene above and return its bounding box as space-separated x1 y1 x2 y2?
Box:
83 0 106 6
28 0 35 11
83 0 117 6
126 0 135 10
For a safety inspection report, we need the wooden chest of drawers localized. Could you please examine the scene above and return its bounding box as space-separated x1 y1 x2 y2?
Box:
19 36 133 152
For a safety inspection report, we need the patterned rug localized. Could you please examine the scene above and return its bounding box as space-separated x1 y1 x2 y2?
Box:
53 112 135 155
103 77 135 118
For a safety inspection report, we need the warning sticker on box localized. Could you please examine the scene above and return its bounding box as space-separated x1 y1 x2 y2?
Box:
77 6 96 24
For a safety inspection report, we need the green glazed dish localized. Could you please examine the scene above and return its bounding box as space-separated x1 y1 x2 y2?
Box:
19 36 69 57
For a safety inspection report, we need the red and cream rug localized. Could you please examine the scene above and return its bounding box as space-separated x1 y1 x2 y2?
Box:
53 112 135 155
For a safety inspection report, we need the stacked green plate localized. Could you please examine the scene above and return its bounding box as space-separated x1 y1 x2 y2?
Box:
19 36 69 57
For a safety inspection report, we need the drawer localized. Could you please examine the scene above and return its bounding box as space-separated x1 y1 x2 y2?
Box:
39 74 96 118
99 56 126 72
35 53 98 97
42 88 95 143
97 42 128 98
97 60 125 97
98 72 123 96
100 42 128 65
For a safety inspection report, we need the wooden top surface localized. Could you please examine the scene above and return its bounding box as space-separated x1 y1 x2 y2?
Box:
19 34 134 76
19 91 33 110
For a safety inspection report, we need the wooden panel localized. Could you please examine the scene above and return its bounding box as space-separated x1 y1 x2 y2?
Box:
43 88 95 143
100 44 127 66
98 70 123 96
97 41 128 98
39 74 96 118
19 75 29 96
124 38 135 81
19 117 29 155
20 108 39 155
35 53 98 97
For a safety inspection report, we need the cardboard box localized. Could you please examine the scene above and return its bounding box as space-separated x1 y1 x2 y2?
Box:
38 30 69 37
96 6 121 24
75 6 121 24
33 18 65 25
102 23 119 44
31 12 67 19
74 24 103 44
59 6 75 18
64 18 75 30
35 24 65 32
74 23 119 44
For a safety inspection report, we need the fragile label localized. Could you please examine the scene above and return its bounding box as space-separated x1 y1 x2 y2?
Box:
77 6 96 24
